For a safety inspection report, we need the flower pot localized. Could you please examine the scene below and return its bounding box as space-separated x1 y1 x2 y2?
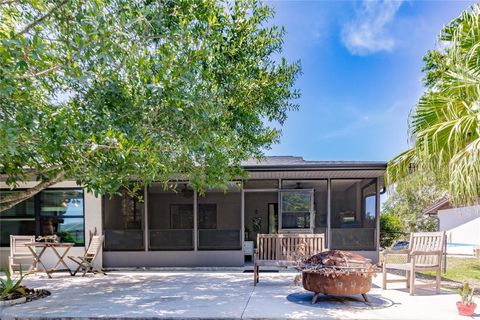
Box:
456 302 477 316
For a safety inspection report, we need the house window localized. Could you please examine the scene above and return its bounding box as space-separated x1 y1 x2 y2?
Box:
0 189 85 247
280 190 313 229
198 204 217 229
170 204 194 229
170 204 217 229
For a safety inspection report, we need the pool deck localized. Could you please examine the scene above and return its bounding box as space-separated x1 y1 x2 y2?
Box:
0 271 473 319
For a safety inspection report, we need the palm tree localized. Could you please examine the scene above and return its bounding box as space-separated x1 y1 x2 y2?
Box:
387 4 480 206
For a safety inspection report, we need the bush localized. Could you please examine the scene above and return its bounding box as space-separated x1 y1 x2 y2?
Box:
380 213 404 248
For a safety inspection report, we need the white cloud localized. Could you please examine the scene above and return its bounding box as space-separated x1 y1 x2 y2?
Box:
341 0 403 55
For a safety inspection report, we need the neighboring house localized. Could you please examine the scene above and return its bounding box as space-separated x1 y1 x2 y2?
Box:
0 156 387 268
424 198 480 255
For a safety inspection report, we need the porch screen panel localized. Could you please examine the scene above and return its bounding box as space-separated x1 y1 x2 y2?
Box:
330 179 377 250
197 187 241 250
148 184 194 250
103 188 144 251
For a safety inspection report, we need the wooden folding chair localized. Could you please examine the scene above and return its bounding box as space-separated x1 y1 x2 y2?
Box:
9 235 36 275
382 231 446 295
68 235 105 276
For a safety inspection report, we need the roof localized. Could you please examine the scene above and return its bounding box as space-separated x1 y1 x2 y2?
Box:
423 198 451 215
242 156 387 171
423 197 480 215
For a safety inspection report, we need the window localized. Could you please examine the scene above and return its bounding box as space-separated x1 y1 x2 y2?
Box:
169 204 217 229
281 180 327 235
362 182 377 221
198 204 217 229
280 190 313 229
170 204 194 229
0 189 85 247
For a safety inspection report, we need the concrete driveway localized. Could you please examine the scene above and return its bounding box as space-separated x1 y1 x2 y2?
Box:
0 271 469 319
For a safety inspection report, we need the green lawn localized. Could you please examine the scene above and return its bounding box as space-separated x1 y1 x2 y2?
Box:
423 257 480 287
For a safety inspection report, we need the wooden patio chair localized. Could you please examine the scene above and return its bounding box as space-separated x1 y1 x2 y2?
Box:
68 235 105 276
382 231 446 295
9 235 36 275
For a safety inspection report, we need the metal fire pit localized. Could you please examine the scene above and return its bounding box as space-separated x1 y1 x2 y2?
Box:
301 250 378 305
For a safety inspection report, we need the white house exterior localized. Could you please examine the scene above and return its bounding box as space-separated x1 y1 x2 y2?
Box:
424 199 480 255
1 156 387 269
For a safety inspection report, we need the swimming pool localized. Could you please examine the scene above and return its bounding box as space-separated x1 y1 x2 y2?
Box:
446 242 478 255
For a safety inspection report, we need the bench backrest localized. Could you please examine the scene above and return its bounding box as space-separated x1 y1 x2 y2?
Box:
409 231 445 266
256 233 325 261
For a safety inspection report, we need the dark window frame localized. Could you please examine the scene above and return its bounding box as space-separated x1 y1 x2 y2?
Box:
0 188 85 247
361 180 378 221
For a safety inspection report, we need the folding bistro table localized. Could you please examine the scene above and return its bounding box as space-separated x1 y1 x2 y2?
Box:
25 242 74 278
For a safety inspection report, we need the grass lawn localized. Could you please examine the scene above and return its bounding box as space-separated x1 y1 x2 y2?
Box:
423 257 480 287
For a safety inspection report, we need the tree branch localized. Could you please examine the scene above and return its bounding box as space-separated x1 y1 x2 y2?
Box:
0 0 18 5
0 171 65 212
18 64 62 79
16 0 69 37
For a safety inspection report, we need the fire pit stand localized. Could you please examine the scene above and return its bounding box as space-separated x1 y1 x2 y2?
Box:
300 250 379 305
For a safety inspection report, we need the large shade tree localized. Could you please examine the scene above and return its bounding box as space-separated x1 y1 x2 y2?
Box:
387 4 480 205
0 0 300 212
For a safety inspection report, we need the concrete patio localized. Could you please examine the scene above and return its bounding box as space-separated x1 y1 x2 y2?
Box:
0 271 472 319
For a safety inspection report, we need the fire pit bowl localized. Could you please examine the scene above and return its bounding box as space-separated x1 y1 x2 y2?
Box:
301 250 378 305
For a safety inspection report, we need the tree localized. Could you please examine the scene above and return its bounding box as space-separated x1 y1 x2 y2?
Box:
386 4 480 206
382 174 444 235
0 0 301 212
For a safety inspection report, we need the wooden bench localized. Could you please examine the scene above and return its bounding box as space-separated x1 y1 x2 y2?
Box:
253 233 325 285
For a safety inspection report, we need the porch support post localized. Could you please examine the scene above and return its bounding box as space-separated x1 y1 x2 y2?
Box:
241 189 245 250
194 190 198 252
376 178 381 252
144 185 149 252
327 179 331 249
278 179 282 233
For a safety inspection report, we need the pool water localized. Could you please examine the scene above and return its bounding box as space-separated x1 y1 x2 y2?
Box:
446 243 478 255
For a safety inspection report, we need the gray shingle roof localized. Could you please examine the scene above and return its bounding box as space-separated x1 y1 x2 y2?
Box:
242 156 387 170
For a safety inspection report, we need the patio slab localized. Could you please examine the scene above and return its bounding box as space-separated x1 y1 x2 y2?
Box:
0 271 471 319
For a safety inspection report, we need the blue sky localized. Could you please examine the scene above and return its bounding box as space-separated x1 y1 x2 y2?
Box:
265 0 475 162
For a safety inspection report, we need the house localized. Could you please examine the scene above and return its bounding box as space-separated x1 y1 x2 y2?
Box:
0 156 387 268
424 198 480 255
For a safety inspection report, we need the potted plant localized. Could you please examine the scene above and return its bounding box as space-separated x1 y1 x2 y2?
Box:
456 282 476 316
